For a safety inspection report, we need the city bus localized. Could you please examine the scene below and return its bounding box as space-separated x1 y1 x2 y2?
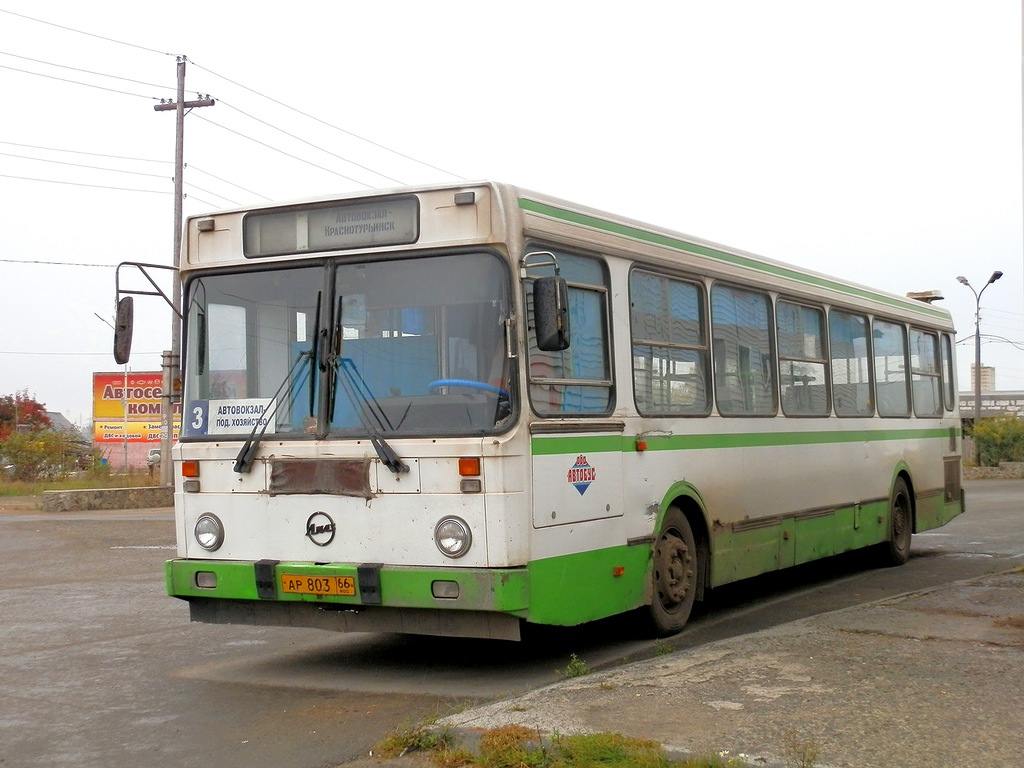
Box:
140 181 963 641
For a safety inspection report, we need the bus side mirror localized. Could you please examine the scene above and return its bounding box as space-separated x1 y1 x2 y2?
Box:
113 296 134 365
533 276 570 351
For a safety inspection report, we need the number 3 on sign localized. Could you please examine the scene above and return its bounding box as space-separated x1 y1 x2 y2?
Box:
187 401 209 435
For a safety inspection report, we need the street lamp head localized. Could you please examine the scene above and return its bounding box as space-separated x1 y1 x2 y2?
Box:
956 276 969 286
988 270 1003 284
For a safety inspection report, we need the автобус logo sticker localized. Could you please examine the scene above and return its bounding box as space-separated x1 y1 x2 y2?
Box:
567 455 596 496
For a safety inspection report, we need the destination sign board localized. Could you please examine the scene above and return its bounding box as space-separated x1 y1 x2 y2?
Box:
243 197 419 257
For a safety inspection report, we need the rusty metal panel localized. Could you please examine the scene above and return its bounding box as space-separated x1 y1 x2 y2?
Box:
269 458 373 499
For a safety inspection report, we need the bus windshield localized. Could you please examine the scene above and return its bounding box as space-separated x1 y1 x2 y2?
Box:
181 252 514 440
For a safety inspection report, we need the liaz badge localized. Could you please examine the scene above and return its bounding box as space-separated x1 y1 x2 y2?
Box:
567 455 596 496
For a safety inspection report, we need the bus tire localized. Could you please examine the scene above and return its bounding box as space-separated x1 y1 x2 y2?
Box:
880 477 913 567
647 506 698 636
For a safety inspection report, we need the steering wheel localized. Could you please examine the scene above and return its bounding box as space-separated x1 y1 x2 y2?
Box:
428 379 509 398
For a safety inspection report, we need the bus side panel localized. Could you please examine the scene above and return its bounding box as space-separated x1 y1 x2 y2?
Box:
914 489 964 532
792 513 835 565
915 456 964 532
525 543 650 626
708 498 898 587
833 500 891 554
708 523 781 586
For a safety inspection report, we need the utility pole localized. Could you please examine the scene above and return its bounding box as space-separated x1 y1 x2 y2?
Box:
154 56 214 486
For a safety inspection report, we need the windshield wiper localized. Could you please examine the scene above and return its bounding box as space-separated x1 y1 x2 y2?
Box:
308 291 321 417
331 356 409 475
233 350 312 474
322 295 407 474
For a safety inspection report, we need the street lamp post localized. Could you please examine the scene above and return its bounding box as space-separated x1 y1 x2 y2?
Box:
956 270 1003 463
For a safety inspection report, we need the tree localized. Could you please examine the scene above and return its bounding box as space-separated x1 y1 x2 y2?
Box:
0 390 51 440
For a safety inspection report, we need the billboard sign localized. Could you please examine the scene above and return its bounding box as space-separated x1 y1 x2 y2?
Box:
92 372 180 443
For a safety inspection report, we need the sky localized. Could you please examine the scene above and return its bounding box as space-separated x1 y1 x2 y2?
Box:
1 1 1021 426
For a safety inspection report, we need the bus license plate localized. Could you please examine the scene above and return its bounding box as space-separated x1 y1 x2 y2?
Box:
280 574 356 596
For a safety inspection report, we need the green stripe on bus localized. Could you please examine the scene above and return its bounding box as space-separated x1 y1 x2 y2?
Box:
532 427 954 455
518 197 949 321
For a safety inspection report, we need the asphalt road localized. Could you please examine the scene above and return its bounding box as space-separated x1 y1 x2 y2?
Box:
0 480 1020 767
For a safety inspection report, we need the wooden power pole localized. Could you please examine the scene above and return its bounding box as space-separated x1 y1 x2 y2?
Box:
154 56 214 486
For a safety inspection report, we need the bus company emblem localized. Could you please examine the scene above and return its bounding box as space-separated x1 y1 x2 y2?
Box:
567 455 596 496
305 512 336 547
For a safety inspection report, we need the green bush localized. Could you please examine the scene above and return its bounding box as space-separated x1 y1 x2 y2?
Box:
0 431 78 481
974 416 1024 467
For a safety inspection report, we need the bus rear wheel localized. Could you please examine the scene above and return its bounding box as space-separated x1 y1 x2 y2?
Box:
647 506 697 636
880 477 912 566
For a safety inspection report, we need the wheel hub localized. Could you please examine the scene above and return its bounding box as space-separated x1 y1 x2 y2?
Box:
655 531 692 608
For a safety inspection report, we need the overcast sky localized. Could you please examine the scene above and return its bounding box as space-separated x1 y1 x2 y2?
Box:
1 1 1021 425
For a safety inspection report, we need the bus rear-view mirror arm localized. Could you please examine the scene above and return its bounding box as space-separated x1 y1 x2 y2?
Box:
112 261 182 364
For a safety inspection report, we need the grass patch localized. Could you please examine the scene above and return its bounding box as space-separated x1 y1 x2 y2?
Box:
653 640 674 656
557 653 590 679
0 471 159 497
373 719 456 759
371 724 781 767
551 731 671 767
782 731 820 768
479 724 547 767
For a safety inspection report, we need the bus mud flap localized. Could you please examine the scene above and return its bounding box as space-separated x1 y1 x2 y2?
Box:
358 564 382 604
255 560 279 599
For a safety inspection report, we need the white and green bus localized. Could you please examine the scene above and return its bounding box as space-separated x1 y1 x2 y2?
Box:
147 181 963 641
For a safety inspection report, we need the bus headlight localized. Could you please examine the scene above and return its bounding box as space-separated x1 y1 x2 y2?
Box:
434 516 471 558
194 513 224 551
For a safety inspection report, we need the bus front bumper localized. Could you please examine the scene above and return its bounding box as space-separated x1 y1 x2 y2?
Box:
166 558 529 617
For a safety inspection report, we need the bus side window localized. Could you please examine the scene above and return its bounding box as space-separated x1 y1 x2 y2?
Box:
910 329 942 418
873 319 911 417
940 333 956 412
829 309 873 417
629 270 710 416
777 300 829 417
525 247 612 415
711 284 776 416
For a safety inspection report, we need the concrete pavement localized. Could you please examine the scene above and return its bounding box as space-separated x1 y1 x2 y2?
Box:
424 569 1024 767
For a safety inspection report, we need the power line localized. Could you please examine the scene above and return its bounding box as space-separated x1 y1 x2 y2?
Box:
0 139 169 165
0 62 159 101
219 99 404 186
0 150 169 180
191 59 465 181
0 50 170 92
981 334 1024 352
184 193 219 209
188 165 272 201
0 8 174 57
1 11 462 205
183 182 238 207
0 258 117 268
0 173 169 194
192 112 370 188
955 333 1024 351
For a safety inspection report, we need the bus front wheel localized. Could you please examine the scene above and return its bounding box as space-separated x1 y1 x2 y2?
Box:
880 477 913 567
648 506 697 636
